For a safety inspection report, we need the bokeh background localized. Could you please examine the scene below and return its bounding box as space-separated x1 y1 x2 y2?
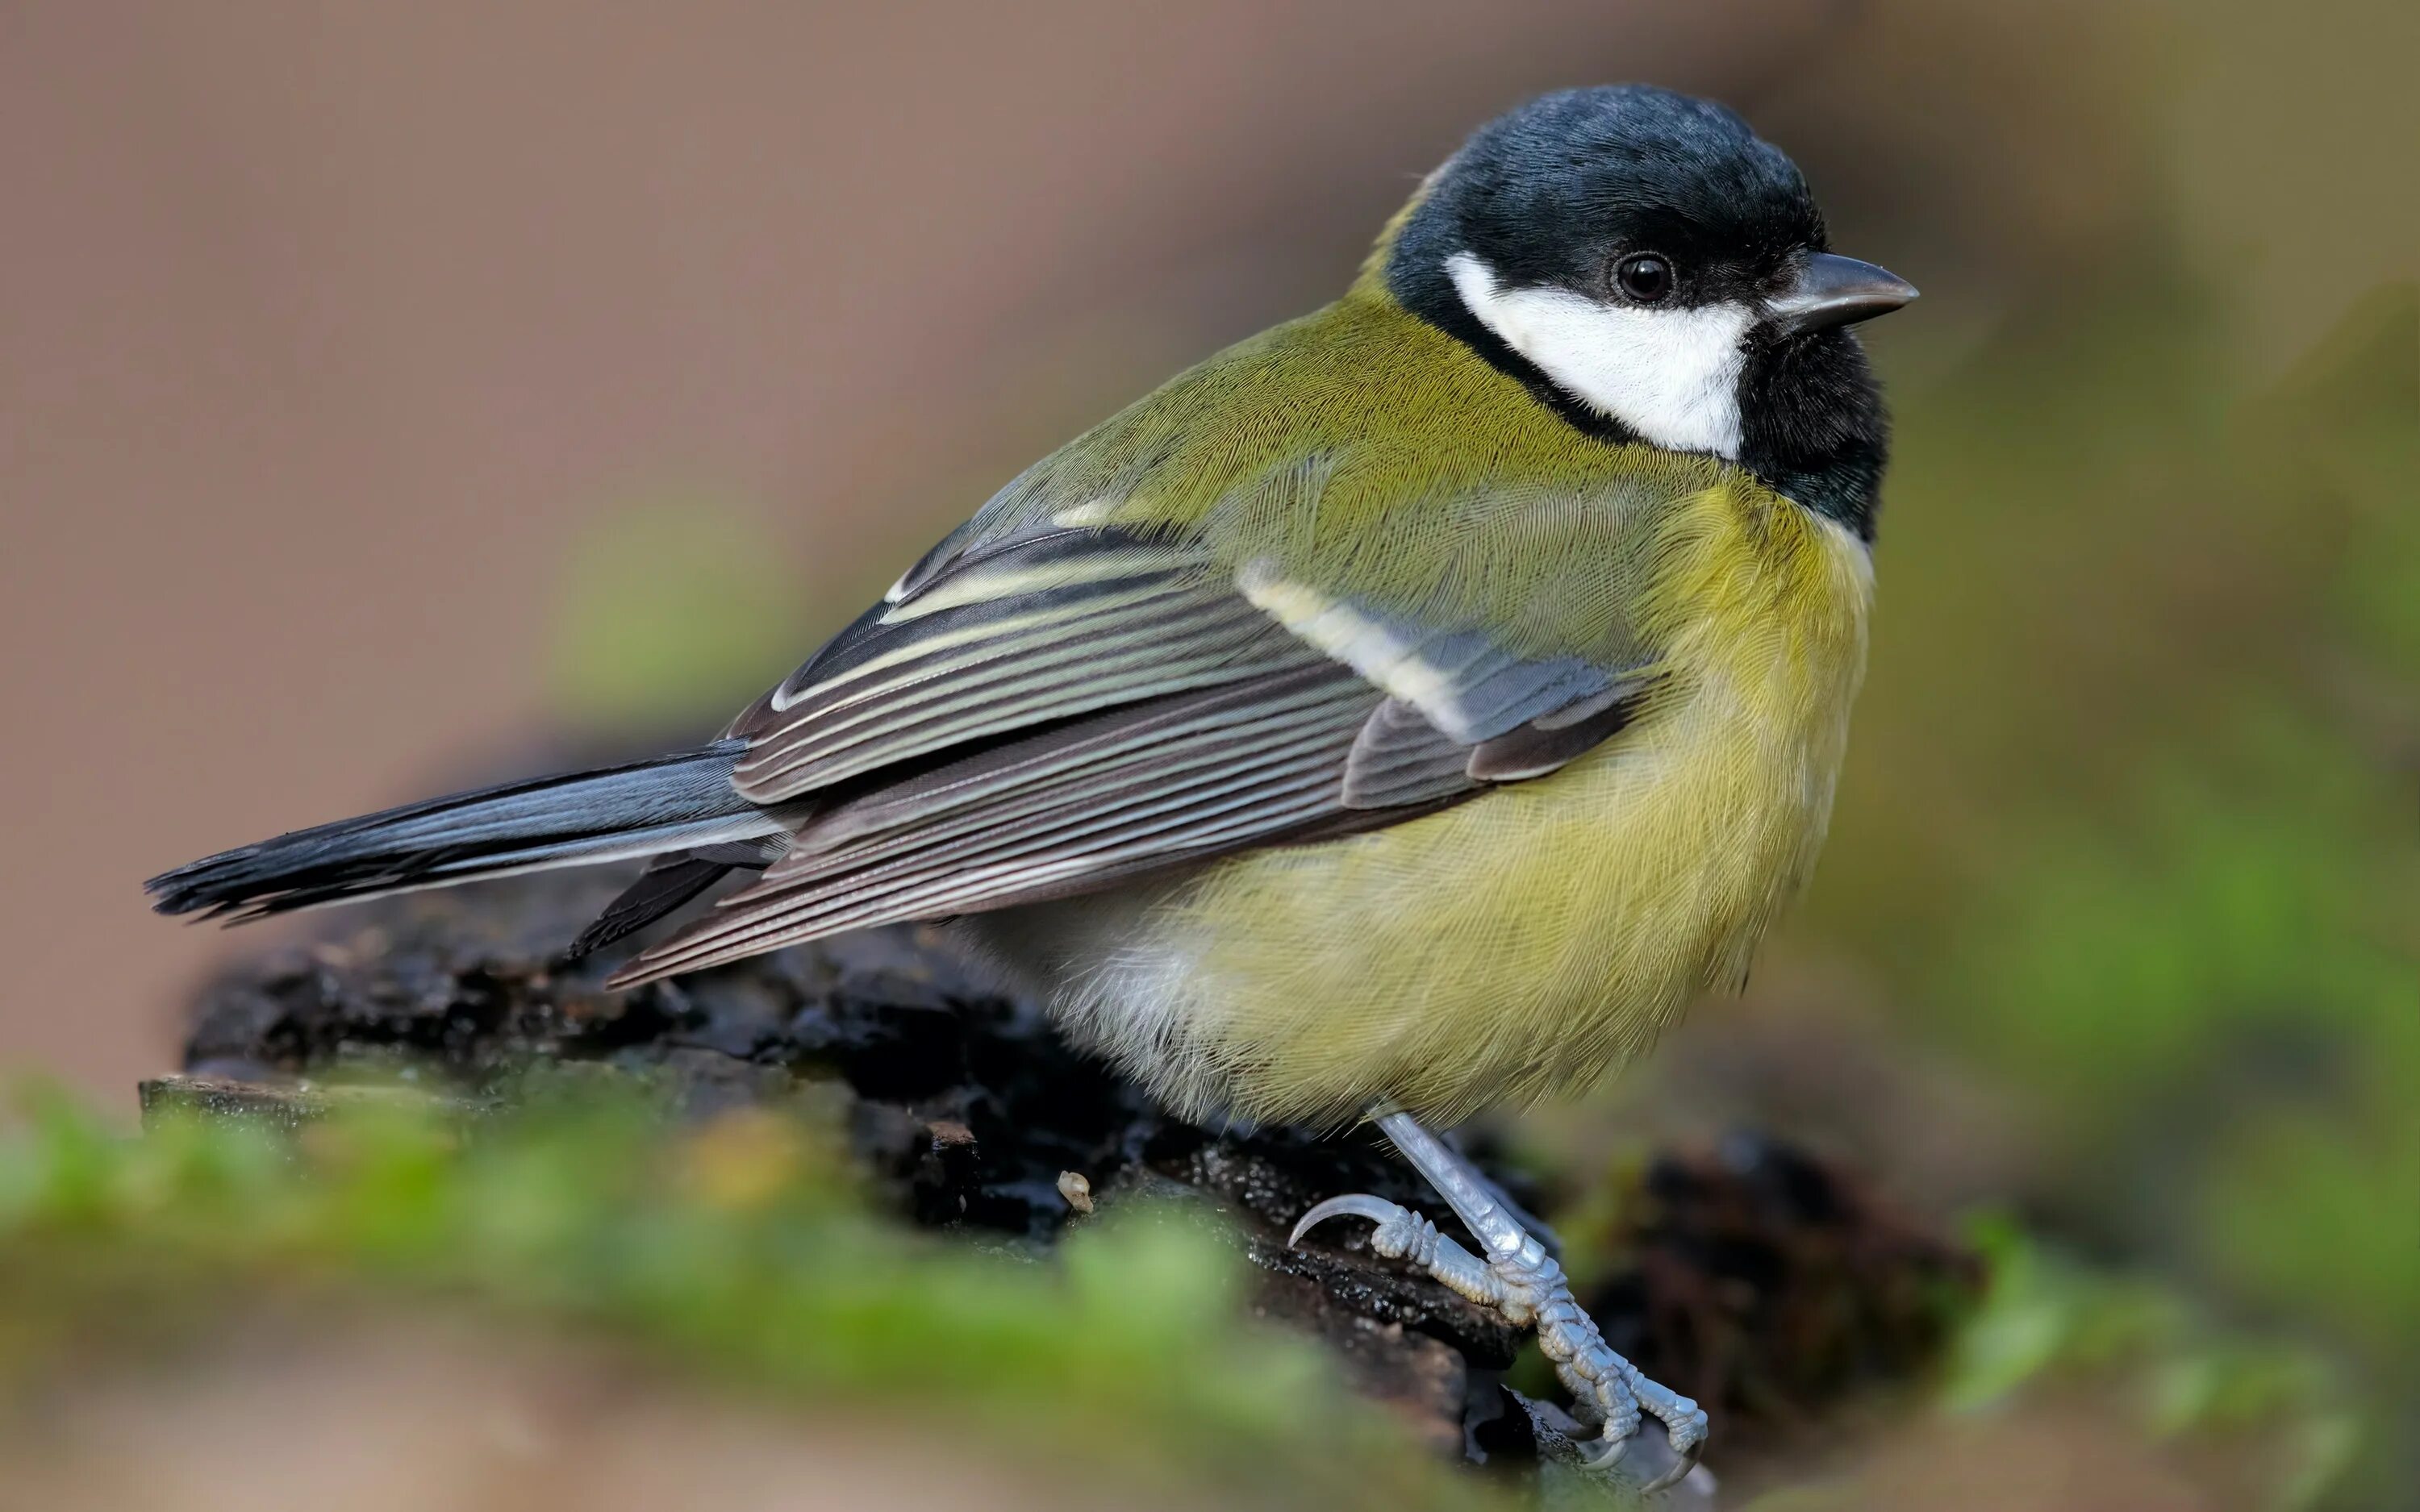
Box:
2 1 2413 1506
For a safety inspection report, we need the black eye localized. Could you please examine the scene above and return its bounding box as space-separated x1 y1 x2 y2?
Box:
1614 253 1674 304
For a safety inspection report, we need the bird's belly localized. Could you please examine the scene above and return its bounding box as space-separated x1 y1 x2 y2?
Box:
970 508 1873 1129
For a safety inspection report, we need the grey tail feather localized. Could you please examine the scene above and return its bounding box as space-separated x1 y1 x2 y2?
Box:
561 836 786 960
147 740 774 923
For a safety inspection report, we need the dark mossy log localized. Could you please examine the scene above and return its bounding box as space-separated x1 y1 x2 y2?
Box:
156 868 1973 1505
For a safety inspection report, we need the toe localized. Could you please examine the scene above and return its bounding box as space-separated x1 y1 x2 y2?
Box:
1631 1379 1708 1494
1637 1381 1706 1454
1667 1401 1708 1453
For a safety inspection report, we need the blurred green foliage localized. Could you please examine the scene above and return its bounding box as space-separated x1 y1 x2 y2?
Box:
1823 244 2418 1489
0 1083 1497 1511
1943 1218 2355 1510
1828 272 2417 1501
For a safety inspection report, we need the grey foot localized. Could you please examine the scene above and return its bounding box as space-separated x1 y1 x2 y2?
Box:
1292 1112 1708 1497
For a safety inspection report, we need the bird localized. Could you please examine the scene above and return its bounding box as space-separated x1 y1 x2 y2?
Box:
149 84 1913 1489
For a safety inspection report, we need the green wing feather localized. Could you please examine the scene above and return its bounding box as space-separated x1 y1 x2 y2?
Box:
608 291 1688 985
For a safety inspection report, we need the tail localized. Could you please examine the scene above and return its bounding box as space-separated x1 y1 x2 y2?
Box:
147 740 779 923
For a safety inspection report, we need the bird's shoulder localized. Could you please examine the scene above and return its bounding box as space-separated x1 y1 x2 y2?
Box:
904 291 1750 660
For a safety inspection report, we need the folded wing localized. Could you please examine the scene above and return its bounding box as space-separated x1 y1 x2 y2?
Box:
608 523 1654 985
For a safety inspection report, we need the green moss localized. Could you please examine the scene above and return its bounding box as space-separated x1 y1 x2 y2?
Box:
0 1084 1500 1511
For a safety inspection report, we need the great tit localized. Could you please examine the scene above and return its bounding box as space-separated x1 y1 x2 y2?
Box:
150 84 1913 1486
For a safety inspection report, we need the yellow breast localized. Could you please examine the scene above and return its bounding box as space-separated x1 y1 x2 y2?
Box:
1116 479 1873 1128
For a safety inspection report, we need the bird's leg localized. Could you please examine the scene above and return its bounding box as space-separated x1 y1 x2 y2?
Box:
1291 1109 1707 1495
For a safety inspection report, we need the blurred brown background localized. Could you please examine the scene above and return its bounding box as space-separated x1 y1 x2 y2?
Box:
4 2 2416 1505
8 2 2407 1096
2 0 1880 1094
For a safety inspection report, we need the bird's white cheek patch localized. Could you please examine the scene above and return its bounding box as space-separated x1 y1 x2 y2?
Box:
1446 252 1750 459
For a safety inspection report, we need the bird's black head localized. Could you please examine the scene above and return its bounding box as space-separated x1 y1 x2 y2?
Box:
1387 85 1913 539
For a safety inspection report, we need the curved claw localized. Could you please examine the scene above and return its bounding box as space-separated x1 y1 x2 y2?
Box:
1579 1407 1704 1497
1637 1438 1704 1497
1579 1427 1632 1474
1287 1193 1408 1248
